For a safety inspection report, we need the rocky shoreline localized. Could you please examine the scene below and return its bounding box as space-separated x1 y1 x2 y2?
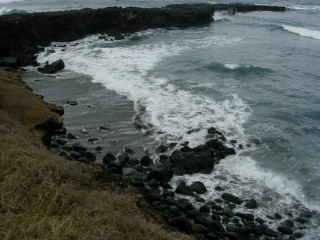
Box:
42 94 312 240
2 3 314 240
0 3 286 67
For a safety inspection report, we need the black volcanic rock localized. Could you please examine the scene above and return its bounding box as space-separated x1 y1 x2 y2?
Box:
0 4 215 66
38 59 65 74
170 140 235 175
212 3 286 13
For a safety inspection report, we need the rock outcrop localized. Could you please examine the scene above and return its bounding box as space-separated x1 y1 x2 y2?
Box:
0 4 215 66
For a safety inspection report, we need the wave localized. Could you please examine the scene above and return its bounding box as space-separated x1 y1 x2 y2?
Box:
213 12 231 22
289 4 320 11
205 62 273 76
0 0 25 3
37 32 250 148
37 30 320 237
281 24 320 40
0 6 26 15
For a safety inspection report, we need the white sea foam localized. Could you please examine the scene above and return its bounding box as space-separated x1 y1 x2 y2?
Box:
38 33 249 147
282 24 320 40
38 30 320 236
224 63 240 70
289 5 320 11
213 12 231 22
0 0 24 4
0 6 13 15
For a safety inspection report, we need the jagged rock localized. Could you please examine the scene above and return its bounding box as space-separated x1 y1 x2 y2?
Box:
38 59 65 74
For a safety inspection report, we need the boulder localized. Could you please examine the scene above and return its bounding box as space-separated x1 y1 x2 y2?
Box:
38 59 65 74
148 166 173 184
175 181 194 196
140 155 152 166
170 140 235 175
189 181 207 194
169 216 193 233
245 199 258 209
221 193 243 205
102 152 116 165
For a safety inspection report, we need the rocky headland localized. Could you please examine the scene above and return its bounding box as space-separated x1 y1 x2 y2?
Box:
0 3 286 67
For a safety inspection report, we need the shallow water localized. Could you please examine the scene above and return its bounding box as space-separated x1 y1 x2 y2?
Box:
3 0 320 238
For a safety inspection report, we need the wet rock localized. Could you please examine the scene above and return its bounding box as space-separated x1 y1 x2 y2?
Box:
117 152 130 166
66 100 78 106
169 216 192 233
245 199 258 209
88 137 99 143
36 117 63 134
99 126 110 131
175 199 194 211
95 146 103 151
102 152 116 165
140 155 152 166
170 139 235 175
72 143 86 153
199 205 210 213
56 138 67 145
191 223 208 234
67 133 77 139
293 232 304 239
124 146 135 155
156 145 168 153
145 189 162 202
221 193 243 205
83 151 96 162
215 186 224 191
175 181 194 196
277 225 293 235
189 181 207 194
235 212 254 221
148 166 173 184
274 213 283 220
207 127 226 141
38 59 65 74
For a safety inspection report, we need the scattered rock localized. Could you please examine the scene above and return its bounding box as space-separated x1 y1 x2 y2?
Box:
277 225 293 235
175 181 194 196
66 100 78 106
38 59 65 74
189 181 207 194
221 193 243 205
170 139 235 175
140 155 152 166
156 145 168 153
245 199 258 209
103 152 116 165
169 216 193 233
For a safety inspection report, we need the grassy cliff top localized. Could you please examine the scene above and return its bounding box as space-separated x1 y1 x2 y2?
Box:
0 69 192 240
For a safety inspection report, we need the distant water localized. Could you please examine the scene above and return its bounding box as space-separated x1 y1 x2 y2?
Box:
2 0 320 238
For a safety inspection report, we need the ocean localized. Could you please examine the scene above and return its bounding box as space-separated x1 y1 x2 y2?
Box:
1 0 320 238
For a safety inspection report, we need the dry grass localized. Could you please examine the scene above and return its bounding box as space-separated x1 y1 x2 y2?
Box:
0 69 192 240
